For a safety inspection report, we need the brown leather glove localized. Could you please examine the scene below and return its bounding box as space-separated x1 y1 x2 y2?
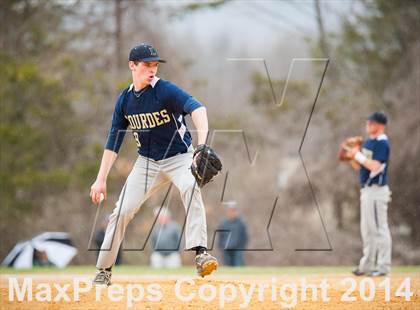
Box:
338 136 363 169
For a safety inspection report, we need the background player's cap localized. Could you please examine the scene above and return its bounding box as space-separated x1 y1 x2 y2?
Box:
367 111 387 124
129 43 166 63
223 201 238 209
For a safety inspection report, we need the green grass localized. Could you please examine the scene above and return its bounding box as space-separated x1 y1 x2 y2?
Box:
1 265 419 275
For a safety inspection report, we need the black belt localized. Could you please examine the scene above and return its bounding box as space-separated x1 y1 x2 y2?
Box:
363 184 386 188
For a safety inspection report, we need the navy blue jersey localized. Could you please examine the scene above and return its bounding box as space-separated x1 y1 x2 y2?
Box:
359 134 390 187
105 77 202 160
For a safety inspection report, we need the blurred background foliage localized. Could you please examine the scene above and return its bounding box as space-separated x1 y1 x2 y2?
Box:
0 0 419 266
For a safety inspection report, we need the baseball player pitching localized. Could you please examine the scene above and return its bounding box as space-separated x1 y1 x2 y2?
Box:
340 111 392 277
89 43 222 286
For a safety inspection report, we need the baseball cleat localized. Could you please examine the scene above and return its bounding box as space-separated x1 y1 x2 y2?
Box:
368 271 388 277
195 253 218 277
93 269 112 286
352 269 365 276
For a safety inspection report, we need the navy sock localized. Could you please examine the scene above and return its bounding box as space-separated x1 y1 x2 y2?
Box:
193 246 207 255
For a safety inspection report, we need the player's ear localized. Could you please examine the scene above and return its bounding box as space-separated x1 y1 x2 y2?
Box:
128 61 136 71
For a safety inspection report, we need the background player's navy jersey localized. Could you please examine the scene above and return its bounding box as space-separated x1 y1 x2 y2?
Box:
105 77 203 160
359 134 390 187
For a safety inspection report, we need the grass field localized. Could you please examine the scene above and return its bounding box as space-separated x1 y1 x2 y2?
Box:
1 265 420 275
1 266 419 309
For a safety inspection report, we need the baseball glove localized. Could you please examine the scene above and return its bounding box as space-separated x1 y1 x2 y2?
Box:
191 144 222 187
339 136 363 169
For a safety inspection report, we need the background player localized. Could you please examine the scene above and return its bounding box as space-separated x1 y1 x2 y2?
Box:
90 43 218 285
348 111 392 276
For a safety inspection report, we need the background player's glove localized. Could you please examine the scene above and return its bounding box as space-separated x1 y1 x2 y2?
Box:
191 144 222 187
338 136 363 169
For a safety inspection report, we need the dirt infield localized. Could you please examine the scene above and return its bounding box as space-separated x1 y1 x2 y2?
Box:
1 272 419 309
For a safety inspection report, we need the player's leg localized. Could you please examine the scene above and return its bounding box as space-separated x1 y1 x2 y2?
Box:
94 156 168 284
222 251 230 266
223 251 234 266
375 198 391 275
150 252 164 268
165 252 182 268
357 188 378 274
162 152 207 249
161 151 218 277
233 250 244 266
96 156 159 269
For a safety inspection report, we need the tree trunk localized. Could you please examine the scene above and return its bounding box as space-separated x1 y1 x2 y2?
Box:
115 0 123 70
314 0 328 57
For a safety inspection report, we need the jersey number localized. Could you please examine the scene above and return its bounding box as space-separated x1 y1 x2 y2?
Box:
133 132 141 147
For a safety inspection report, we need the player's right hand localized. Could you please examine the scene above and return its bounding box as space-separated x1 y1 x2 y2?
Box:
90 179 107 205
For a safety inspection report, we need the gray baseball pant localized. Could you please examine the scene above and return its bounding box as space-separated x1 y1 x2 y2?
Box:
96 150 207 269
358 185 392 274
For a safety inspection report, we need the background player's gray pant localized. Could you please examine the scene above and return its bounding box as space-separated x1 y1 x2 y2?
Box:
96 150 207 269
358 185 392 274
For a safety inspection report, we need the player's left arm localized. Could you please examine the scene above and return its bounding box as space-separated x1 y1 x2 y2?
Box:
350 151 382 172
162 81 208 145
191 107 208 145
162 81 223 187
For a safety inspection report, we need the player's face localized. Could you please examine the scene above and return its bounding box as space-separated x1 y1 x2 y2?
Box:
366 121 375 135
366 120 384 135
157 214 170 225
227 208 238 220
129 61 159 85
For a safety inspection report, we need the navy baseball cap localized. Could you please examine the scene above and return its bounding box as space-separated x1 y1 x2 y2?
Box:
129 43 166 63
367 111 387 124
